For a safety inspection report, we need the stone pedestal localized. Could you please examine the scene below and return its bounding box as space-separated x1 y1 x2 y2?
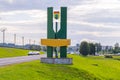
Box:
41 58 72 64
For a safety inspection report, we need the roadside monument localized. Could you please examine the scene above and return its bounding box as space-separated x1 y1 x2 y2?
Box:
41 7 72 64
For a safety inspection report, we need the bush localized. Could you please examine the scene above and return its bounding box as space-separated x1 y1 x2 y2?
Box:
104 55 113 58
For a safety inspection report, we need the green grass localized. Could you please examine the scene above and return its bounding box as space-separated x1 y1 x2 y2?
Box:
113 56 120 61
0 61 98 80
0 47 43 58
40 51 45 54
0 54 120 80
70 55 120 80
0 47 29 58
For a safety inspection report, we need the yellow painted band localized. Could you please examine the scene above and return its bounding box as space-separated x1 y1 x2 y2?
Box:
41 39 71 47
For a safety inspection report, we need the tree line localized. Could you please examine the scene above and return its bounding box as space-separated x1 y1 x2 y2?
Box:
79 41 120 56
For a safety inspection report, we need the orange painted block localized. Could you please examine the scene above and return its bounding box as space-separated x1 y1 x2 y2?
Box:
54 11 60 14
41 39 71 47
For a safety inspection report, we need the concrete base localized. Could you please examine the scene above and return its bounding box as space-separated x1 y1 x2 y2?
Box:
40 58 72 64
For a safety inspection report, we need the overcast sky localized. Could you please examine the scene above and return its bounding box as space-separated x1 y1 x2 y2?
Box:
0 0 120 46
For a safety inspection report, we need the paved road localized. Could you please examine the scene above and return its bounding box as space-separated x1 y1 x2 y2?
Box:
0 54 46 66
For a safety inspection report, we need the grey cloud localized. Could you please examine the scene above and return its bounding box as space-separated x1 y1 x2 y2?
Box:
82 10 120 24
68 24 120 32
0 0 82 11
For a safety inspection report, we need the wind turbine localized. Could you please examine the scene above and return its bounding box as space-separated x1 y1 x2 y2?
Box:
0 27 7 46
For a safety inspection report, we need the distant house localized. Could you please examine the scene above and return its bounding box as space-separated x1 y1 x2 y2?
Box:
67 44 80 54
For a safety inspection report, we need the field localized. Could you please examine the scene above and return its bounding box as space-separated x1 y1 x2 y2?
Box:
71 55 120 80
0 47 43 58
0 54 120 80
0 47 29 58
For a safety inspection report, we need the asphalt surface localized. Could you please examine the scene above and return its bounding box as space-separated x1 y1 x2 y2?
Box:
0 54 46 66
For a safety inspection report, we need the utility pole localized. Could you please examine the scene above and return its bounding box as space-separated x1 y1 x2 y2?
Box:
0 28 7 46
33 40 36 50
34 40 35 45
14 34 16 47
22 36 24 49
29 39 31 45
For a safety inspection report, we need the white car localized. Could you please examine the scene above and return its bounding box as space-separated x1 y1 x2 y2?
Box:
28 51 40 56
117 53 120 55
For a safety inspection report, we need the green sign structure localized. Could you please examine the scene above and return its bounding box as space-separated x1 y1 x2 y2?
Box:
41 7 71 59
41 7 72 64
47 7 67 58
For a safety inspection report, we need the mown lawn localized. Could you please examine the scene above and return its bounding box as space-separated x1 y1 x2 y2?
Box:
0 54 120 80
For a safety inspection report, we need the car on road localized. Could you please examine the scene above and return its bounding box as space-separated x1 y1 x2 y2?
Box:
117 53 120 56
28 51 40 56
67 51 74 54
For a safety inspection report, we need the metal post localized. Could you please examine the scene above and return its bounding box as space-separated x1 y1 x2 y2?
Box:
55 22 58 58
55 22 58 36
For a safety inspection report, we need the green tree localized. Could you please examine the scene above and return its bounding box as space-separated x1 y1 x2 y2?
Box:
114 43 120 53
79 41 89 56
89 43 95 55
95 43 102 53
